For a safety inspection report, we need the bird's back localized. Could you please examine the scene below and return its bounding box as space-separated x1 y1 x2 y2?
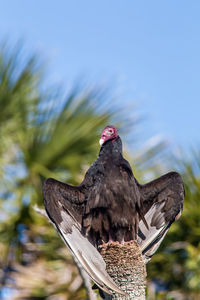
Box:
81 140 141 246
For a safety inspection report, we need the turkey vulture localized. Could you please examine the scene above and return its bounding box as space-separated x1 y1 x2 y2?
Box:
43 125 184 294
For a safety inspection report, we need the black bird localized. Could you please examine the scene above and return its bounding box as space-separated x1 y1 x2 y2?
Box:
43 125 184 294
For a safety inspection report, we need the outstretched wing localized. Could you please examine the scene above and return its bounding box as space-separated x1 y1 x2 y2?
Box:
137 172 184 263
43 178 126 296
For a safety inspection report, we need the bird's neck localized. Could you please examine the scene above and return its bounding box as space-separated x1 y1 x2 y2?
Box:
99 136 123 159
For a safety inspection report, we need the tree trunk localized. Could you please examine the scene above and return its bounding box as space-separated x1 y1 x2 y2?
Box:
99 241 146 300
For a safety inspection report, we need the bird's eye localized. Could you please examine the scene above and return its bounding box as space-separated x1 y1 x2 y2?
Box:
105 128 114 136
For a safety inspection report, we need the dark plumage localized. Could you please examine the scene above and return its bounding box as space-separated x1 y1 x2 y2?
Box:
43 125 184 294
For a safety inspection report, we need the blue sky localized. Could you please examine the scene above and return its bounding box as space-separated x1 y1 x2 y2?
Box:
1 1 200 148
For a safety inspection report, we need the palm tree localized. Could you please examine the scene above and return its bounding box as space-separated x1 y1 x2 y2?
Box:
0 42 142 300
2 41 196 300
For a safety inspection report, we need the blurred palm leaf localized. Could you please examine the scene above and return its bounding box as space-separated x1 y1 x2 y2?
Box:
0 42 184 300
0 43 140 299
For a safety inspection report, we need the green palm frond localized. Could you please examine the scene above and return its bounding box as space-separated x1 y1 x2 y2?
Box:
1 42 189 300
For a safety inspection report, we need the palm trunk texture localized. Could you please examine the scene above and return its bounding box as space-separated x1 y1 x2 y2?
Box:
99 241 146 300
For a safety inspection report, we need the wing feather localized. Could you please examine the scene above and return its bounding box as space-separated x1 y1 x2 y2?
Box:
43 178 126 296
137 172 184 263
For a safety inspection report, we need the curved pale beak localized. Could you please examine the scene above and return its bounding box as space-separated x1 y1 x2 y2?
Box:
99 138 104 146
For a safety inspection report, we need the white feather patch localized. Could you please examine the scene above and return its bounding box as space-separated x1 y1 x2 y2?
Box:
58 210 125 295
137 202 168 261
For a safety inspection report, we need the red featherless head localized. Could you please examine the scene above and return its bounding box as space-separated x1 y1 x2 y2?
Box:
99 125 118 146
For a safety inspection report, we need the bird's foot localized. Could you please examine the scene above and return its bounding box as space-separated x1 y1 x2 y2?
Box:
99 239 136 249
121 239 135 245
99 240 120 249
